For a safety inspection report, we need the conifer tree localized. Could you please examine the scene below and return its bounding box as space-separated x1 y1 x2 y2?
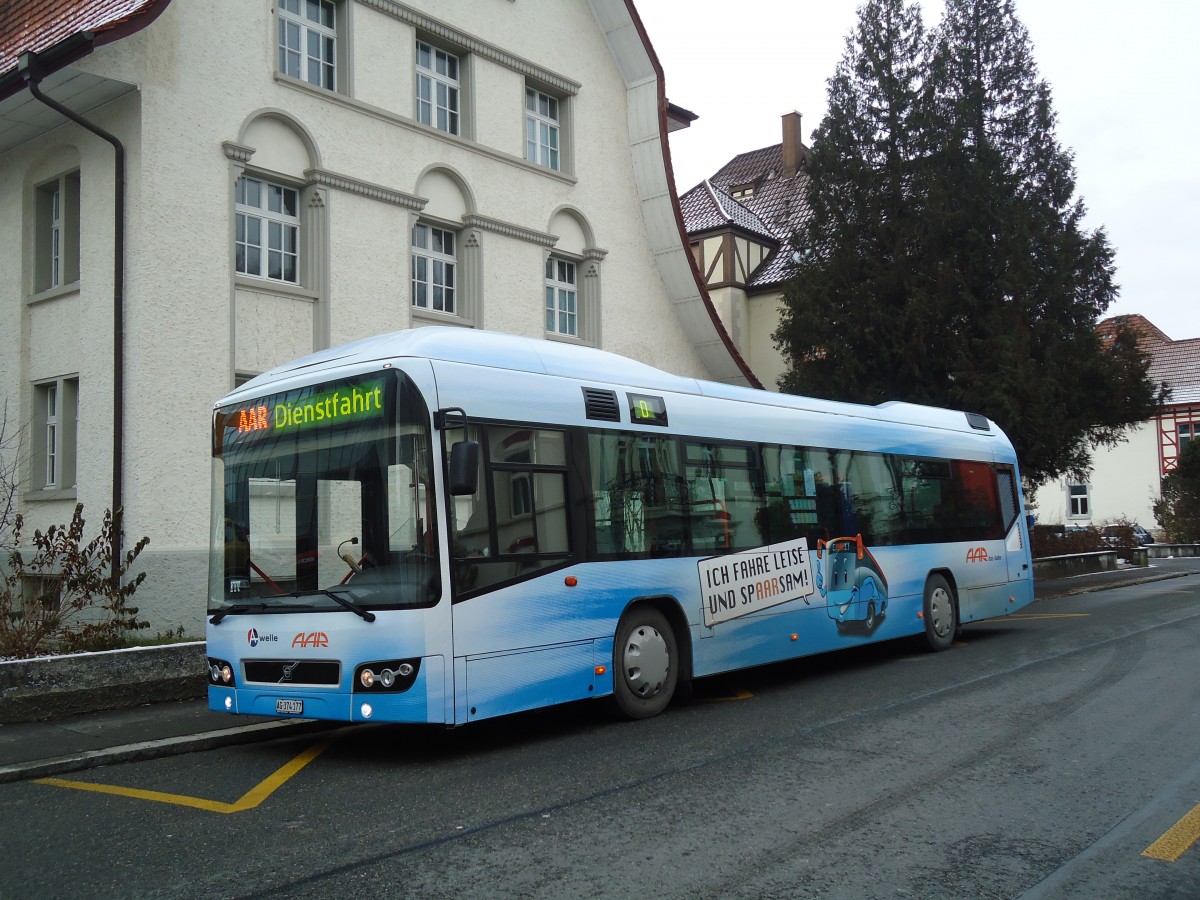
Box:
778 0 931 403
777 0 1164 488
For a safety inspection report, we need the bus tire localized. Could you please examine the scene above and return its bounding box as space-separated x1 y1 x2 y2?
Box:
611 606 677 720
921 575 957 652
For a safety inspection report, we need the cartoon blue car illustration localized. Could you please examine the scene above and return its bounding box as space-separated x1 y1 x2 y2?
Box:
816 534 889 633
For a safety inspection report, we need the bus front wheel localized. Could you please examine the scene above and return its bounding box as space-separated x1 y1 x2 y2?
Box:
611 606 677 720
921 575 957 652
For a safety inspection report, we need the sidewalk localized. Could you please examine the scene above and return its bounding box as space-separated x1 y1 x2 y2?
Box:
1032 561 1194 600
0 699 331 784
1 565 1196 785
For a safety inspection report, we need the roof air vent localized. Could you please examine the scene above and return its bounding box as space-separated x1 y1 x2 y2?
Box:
582 388 620 422
965 412 991 431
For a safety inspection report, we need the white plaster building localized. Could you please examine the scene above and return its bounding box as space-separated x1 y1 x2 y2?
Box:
0 0 752 632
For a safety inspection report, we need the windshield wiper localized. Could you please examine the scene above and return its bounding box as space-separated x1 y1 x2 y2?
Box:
210 603 267 625
290 589 376 623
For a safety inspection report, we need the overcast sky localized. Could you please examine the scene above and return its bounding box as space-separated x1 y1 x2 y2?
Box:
636 0 1200 341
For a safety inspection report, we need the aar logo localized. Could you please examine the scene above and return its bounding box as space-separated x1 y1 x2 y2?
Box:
966 547 993 563
292 631 330 648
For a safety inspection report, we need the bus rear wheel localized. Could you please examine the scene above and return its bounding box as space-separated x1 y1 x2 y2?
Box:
611 606 677 720
921 575 957 652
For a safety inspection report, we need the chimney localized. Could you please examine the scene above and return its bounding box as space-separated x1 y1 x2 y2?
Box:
782 110 804 178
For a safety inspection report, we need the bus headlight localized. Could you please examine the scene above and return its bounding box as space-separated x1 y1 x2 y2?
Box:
353 658 421 693
207 657 235 686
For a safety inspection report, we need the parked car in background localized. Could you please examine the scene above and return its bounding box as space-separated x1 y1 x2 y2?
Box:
1101 523 1155 547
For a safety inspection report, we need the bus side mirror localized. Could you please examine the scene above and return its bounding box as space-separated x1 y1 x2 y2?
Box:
449 441 479 496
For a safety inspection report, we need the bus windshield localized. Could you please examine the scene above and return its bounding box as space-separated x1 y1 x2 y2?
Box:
208 369 439 616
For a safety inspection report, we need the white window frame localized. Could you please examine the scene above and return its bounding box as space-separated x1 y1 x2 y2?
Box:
545 256 577 337
278 0 337 90
235 175 301 284
45 383 58 489
31 376 78 496
525 87 560 170
416 40 460 135
1180 422 1193 453
33 172 80 295
49 187 62 288
1067 483 1091 519
412 222 457 315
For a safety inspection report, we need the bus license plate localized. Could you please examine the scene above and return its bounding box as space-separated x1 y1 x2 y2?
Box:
276 699 303 715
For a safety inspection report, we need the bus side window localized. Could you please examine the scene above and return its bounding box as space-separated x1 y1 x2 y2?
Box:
450 425 574 596
838 451 905 546
996 467 1020 533
588 432 687 557
488 427 569 559
685 442 765 553
760 445 838 547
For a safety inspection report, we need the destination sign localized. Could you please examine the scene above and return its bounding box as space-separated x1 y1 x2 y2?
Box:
218 378 386 447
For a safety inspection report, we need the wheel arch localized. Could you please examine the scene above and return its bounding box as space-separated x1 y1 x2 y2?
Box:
621 594 693 685
921 568 961 649
927 568 959 607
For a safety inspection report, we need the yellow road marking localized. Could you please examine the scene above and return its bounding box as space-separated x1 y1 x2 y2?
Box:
1007 613 1091 620
34 736 335 814
1144 803 1200 862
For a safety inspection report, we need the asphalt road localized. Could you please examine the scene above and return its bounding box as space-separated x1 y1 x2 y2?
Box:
2 565 1198 899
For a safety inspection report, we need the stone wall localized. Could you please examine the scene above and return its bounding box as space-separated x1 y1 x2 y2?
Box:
1031 551 1119 581
1147 544 1200 558
0 643 207 724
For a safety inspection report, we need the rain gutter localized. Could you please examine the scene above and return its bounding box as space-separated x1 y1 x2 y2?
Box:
19 49 127 581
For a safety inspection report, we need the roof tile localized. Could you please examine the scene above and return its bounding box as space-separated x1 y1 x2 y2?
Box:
1099 316 1200 407
1148 337 1200 406
683 141 812 288
1 0 163 76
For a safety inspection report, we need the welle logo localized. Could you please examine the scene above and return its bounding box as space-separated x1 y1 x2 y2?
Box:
246 628 279 647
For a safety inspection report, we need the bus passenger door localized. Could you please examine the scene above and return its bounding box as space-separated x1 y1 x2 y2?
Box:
392 358 457 724
996 467 1030 585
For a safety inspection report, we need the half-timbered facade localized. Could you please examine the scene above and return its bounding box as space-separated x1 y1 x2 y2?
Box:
679 111 810 390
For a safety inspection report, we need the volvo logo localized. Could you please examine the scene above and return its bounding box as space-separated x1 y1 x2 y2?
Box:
280 661 300 683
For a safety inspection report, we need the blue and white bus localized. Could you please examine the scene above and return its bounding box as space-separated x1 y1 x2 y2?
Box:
207 327 1034 724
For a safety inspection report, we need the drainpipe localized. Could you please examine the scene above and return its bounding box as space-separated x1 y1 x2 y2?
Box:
20 52 126 583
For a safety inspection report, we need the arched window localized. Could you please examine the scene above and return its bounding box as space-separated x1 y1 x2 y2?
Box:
545 209 603 346
411 167 480 327
226 113 330 374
